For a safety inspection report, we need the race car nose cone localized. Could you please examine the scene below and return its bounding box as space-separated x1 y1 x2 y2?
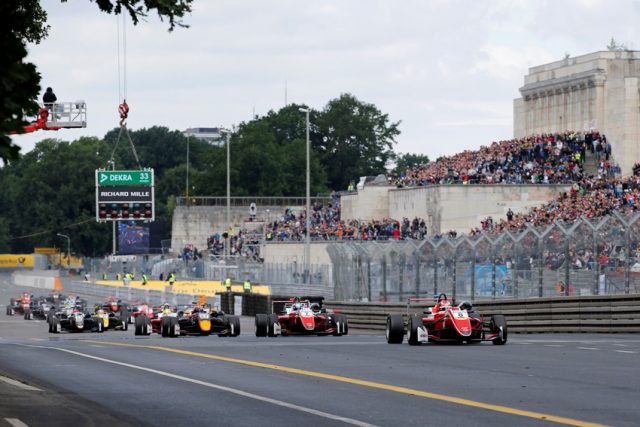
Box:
199 320 211 332
301 315 315 330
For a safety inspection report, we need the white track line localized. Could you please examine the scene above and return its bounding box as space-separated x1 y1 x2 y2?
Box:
0 375 42 391
614 350 637 354
21 344 376 427
5 419 28 427
576 347 599 351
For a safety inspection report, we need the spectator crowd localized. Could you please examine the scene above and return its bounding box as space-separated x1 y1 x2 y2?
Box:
392 131 616 186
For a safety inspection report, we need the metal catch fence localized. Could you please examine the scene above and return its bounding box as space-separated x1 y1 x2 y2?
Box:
327 212 640 302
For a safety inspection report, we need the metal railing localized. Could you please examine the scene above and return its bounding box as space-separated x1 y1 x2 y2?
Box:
176 196 332 207
327 212 640 302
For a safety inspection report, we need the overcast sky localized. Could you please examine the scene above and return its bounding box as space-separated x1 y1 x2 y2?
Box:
11 0 640 162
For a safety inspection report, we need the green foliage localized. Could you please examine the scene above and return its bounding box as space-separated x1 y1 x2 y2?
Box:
0 1 193 164
0 94 408 255
85 0 193 31
607 37 628 51
228 106 329 196
391 152 430 175
0 217 11 252
0 137 111 256
314 93 400 190
0 1 48 162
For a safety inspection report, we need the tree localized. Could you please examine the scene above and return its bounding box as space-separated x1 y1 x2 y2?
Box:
314 93 400 190
221 109 329 197
391 152 430 175
0 1 193 163
0 137 112 256
607 37 628 51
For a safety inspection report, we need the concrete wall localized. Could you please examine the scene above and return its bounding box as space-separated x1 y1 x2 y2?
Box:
514 50 640 175
261 243 331 266
171 205 306 252
342 184 569 235
340 186 391 221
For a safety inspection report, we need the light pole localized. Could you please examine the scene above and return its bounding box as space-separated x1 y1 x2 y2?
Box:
219 128 232 259
299 108 311 284
56 233 70 267
186 134 190 206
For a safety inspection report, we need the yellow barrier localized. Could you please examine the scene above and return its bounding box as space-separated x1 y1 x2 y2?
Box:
0 254 34 268
93 280 270 296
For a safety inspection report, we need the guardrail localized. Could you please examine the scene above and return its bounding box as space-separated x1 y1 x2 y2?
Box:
325 295 640 333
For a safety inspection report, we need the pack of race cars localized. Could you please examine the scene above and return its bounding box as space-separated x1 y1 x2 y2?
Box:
6 291 507 345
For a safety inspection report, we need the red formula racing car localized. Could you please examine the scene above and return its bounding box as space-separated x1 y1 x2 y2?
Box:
6 293 34 319
385 293 507 345
255 297 348 337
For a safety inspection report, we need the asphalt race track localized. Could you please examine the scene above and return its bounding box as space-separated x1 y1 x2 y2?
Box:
1 278 639 426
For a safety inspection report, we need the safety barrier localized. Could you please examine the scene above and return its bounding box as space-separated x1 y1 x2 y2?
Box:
325 295 640 333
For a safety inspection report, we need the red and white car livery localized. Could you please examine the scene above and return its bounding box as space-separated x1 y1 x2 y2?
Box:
386 294 507 345
255 297 348 337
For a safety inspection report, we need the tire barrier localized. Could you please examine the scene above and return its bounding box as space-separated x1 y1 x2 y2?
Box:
325 295 640 333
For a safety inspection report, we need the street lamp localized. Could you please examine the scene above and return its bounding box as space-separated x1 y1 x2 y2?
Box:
56 233 70 267
220 127 232 259
186 134 190 206
299 108 311 284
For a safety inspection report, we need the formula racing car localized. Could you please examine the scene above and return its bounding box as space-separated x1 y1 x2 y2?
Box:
48 307 108 333
135 303 240 337
386 293 507 345
6 293 34 319
254 297 348 337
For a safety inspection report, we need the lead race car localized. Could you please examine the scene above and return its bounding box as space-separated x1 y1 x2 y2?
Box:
386 293 507 345
255 297 348 337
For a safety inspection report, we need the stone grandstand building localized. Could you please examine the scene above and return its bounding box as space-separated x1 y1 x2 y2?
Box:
513 50 640 175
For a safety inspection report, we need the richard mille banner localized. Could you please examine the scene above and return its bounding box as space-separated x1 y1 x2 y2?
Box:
97 186 153 202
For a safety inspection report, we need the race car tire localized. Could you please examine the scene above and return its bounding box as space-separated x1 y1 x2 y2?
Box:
144 316 152 335
24 308 32 320
332 314 345 336
51 317 61 334
255 314 268 337
168 316 180 337
134 315 146 336
386 314 404 344
120 309 129 331
5 306 11 316
129 314 135 325
97 318 105 333
490 314 508 345
161 316 171 337
342 315 349 336
9 298 15 307
228 315 241 337
408 315 424 346
267 314 278 337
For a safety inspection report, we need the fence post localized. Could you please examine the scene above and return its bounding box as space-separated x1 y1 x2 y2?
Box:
453 250 458 302
624 228 631 294
538 238 544 297
398 254 404 303
433 255 438 296
468 250 474 302
564 238 571 296
414 253 420 298
382 255 387 302
367 258 372 302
